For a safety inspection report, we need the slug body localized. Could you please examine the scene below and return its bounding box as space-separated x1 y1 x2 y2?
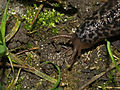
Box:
51 0 120 69
76 0 120 44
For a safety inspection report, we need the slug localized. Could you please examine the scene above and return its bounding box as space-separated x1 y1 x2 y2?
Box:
51 0 120 69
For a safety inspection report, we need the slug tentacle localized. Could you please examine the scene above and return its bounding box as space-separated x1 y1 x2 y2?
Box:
50 34 73 41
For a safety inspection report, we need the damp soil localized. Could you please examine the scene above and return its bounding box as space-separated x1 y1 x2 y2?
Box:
0 0 120 90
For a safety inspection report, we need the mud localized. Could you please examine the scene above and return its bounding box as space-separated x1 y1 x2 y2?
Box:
0 0 120 90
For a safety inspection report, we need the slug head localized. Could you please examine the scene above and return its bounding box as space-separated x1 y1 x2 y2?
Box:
68 34 92 70
50 34 92 70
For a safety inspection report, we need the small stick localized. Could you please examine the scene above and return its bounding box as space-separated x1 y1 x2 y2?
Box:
11 68 22 89
99 86 120 89
79 61 120 90
0 62 29 69
15 47 39 55
31 4 43 25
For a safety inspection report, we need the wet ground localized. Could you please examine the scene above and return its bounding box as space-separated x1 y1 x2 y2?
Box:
0 0 120 90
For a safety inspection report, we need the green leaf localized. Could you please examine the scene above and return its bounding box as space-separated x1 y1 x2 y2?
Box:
0 82 3 90
0 44 6 57
52 27 58 34
54 87 62 90
0 26 3 44
0 0 10 44
0 0 9 57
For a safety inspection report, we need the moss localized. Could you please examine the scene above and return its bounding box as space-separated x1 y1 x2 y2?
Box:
21 4 66 34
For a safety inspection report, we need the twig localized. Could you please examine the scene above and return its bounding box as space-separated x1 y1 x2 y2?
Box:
98 86 120 89
15 47 39 55
78 61 120 90
0 62 29 69
101 0 108 3
31 4 43 25
12 68 21 88
9 53 58 84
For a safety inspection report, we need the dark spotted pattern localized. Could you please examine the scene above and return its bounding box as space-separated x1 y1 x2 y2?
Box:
76 0 120 43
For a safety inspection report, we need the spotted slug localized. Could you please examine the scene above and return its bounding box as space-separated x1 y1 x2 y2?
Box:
51 0 120 69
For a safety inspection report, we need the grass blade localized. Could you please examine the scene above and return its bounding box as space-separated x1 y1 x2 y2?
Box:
7 53 15 90
106 40 120 72
9 53 58 84
0 0 10 57
40 61 61 90
0 0 10 44
5 19 21 42
0 26 3 44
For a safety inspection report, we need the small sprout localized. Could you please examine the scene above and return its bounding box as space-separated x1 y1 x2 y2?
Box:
21 4 70 33
27 43 33 48
52 27 58 34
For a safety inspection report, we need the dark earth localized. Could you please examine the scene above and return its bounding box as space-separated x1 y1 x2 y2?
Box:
0 0 120 90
